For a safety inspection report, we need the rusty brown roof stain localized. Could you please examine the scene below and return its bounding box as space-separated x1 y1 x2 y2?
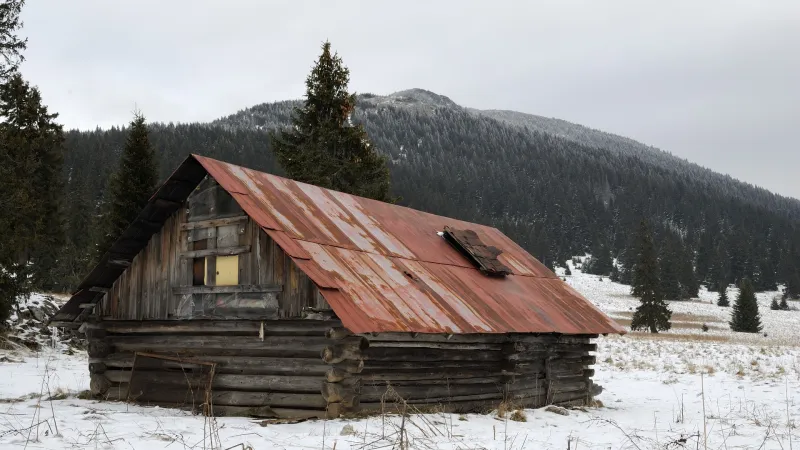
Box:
196 154 626 335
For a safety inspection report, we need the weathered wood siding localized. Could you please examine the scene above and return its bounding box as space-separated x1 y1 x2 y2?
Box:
96 176 327 320
98 209 186 320
86 319 347 419
239 216 329 317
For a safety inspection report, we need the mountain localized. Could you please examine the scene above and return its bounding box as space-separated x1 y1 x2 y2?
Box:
55 88 800 294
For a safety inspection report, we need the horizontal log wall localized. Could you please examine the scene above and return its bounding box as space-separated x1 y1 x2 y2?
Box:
86 319 342 418
86 319 598 419
326 330 598 416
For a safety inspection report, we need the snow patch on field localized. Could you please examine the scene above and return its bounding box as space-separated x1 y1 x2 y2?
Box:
0 268 797 449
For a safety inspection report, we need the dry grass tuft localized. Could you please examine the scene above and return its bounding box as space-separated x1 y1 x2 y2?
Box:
510 410 527 422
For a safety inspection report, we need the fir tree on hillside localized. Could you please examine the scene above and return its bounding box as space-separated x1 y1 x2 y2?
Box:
730 278 762 333
0 73 64 320
51 167 93 290
92 112 157 263
783 271 800 301
630 220 672 333
585 239 613 276
659 242 681 300
717 282 730 307
269 41 393 202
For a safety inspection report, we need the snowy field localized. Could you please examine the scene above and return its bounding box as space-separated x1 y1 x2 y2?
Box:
0 267 798 449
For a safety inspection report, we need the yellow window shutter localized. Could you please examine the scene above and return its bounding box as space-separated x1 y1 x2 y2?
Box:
215 255 239 286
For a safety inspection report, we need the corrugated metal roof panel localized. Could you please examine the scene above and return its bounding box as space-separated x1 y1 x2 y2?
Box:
194 155 625 335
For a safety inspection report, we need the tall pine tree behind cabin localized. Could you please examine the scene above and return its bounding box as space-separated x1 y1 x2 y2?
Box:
630 219 672 333
93 112 158 264
730 278 762 333
269 41 393 203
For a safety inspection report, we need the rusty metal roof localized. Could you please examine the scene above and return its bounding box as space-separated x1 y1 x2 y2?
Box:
52 154 624 335
195 155 625 335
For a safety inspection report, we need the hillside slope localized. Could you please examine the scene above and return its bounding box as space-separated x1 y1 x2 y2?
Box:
58 88 800 293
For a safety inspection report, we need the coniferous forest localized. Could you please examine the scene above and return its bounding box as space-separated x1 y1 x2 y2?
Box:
50 89 800 298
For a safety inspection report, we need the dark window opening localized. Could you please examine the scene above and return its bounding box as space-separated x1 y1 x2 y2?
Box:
192 239 208 286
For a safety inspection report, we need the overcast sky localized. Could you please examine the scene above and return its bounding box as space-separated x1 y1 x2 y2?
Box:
20 1 800 200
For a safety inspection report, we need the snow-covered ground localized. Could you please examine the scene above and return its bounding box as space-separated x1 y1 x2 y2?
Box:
0 269 797 449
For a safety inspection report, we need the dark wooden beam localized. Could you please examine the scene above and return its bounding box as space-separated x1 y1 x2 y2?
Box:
108 259 132 267
171 284 282 295
180 215 249 231
49 320 80 328
180 245 250 259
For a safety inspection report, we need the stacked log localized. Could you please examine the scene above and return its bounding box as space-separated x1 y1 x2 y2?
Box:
321 327 366 418
357 333 509 414
543 336 598 406
355 332 598 414
85 319 340 419
85 320 599 418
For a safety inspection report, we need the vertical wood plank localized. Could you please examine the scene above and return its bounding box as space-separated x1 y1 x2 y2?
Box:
206 228 217 286
239 219 253 286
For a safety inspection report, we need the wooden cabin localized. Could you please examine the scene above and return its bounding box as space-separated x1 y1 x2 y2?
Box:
51 154 625 419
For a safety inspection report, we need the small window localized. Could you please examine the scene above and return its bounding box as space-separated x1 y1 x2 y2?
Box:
192 240 208 286
215 255 239 286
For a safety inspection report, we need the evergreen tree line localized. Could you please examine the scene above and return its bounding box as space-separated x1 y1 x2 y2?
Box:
54 92 800 298
629 219 764 335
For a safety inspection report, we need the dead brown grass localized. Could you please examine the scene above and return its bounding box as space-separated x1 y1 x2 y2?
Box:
611 310 722 323
671 312 722 323
626 332 730 343
613 318 725 331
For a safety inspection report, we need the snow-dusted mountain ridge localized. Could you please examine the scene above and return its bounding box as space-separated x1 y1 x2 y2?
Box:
213 87 791 208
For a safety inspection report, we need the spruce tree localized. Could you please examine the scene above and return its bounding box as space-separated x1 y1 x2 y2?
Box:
269 41 393 202
630 220 672 333
610 264 621 282
779 297 789 311
93 112 157 263
783 271 800 300
770 298 781 311
0 1 26 79
0 73 64 321
730 278 762 333
585 239 613 275
707 242 730 292
659 242 682 300
754 257 778 292
717 284 729 307
677 241 699 298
